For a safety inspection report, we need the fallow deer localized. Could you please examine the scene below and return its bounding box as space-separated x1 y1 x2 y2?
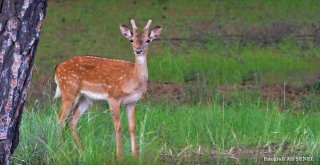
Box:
54 19 162 158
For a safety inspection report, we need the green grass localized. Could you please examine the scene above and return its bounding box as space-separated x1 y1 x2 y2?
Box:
12 98 320 164
148 46 319 86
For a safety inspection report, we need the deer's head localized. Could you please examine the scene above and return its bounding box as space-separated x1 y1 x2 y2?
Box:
120 19 162 56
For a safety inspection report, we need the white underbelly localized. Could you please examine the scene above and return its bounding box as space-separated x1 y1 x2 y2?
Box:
80 90 108 100
122 92 143 104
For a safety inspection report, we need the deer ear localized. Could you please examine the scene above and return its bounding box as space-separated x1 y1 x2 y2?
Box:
120 25 132 39
149 26 162 39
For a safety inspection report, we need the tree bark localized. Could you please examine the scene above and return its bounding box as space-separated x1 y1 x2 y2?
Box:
0 0 47 164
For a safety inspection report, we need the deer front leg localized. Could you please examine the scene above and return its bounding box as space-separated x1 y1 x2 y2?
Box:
126 103 138 158
109 100 122 159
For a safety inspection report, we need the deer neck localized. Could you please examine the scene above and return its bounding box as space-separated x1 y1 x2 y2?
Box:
133 52 148 84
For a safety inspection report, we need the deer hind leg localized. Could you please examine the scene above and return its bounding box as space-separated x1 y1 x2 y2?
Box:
57 95 80 144
126 103 138 158
109 99 122 159
68 96 92 149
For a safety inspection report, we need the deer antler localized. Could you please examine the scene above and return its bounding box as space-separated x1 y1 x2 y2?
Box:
130 19 137 35
144 19 152 34
144 19 152 29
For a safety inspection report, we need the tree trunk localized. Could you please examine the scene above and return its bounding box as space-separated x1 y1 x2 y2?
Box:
0 0 47 164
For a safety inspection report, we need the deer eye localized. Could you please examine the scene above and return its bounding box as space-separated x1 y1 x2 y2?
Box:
130 39 134 43
145 39 151 44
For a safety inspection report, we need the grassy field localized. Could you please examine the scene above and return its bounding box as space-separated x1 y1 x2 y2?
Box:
13 0 320 164
33 0 320 85
13 100 320 164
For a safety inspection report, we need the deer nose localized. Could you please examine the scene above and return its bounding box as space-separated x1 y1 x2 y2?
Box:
135 49 142 54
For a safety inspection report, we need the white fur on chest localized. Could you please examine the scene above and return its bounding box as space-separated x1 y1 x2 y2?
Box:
122 91 143 104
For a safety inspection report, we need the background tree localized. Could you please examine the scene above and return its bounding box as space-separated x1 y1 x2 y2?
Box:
0 0 47 164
